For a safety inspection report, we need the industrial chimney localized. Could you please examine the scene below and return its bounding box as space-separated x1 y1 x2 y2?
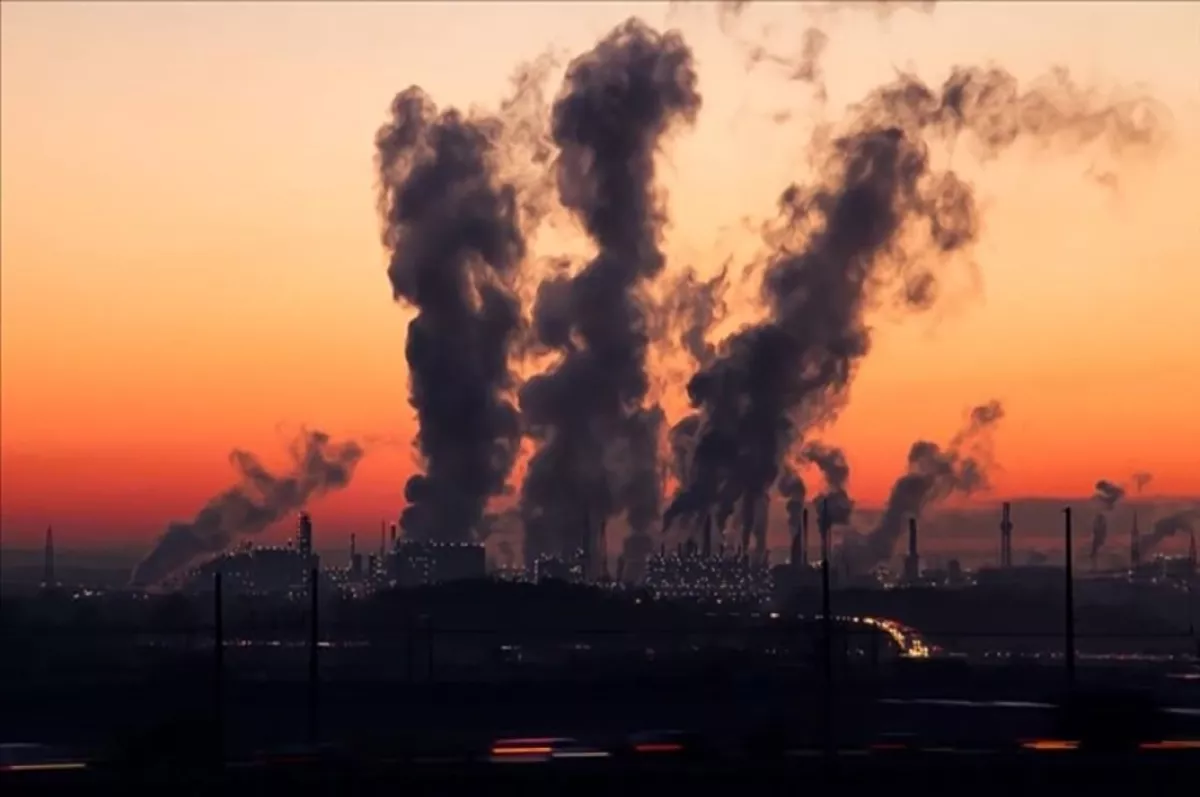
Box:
1000 502 1014 568
903 517 921 583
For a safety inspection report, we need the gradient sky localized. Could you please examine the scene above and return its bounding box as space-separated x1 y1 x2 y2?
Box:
2 1 1198 551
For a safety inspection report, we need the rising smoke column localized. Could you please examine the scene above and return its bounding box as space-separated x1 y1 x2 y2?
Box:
519 19 702 568
803 442 854 526
846 401 1004 571
665 62 1164 555
1144 509 1200 555
1132 471 1154 493
376 87 527 543
131 430 364 587
1089 478 1126 560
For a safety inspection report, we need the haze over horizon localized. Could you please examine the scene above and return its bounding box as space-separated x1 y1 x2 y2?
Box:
2 2 1198 557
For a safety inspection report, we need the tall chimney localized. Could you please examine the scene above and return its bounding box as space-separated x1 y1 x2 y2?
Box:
702 513 713 559
904 517 920 583
1000 502 1014 568
801 507 810 566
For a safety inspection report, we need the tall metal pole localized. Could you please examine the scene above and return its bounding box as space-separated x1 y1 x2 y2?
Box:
213 572 224 762
1063 507 1076 688
819 499 834 760
308 567 320 745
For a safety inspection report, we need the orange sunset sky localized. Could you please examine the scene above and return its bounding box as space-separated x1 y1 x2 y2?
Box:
2 1 1198 551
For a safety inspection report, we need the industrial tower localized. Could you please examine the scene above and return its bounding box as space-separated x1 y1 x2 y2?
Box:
1000 502 1014 568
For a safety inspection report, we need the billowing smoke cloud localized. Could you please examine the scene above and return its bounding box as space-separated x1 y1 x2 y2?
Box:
663 266 730 369
845 401 1004 571
803 442 854 526
519 19 701 570
664 59 1163 562
131 431 363 587
1131 471 1154 493
1144 509 1200 555
776 464 807 536
376 86 527 543
1093 479 1125 511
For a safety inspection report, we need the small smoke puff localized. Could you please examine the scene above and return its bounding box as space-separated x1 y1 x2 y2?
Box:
1092 479 1126 511
131 431 363 588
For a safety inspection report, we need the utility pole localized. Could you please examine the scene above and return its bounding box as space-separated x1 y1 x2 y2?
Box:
308 567 320 745
819 499 835 761
213 572 225 763
1063 507 1076 688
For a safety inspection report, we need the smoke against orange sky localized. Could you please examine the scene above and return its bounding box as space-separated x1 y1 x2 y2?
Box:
1 1 1198 549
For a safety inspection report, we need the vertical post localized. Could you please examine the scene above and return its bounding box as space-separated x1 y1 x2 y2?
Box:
213 572 224 762
1063 507 1076 688
819 499 834 760
308 567 319 745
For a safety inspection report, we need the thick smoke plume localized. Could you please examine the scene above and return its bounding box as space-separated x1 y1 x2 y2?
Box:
1088 478 1124 559
846 401 1004 571
376 86 527 543
664 58 1163 562
519 19 701 570
131 431 363 587
1144 509 1200 555
803 442 854 527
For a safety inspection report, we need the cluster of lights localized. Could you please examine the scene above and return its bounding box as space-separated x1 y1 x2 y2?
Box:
645 551 773 603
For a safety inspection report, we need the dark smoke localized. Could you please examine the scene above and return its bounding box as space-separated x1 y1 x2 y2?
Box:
803 442 854 526
131 431 363 587
664 60 1162 556
1092 479 1125 511
845 401 1004 571
376 85 527 543
519 19 701 569
663 266 730 369
1144 509 1200 555
1131 471 1154 493
776 463 807 537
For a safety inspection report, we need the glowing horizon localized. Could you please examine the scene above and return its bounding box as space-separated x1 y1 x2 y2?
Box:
2 2 1199 552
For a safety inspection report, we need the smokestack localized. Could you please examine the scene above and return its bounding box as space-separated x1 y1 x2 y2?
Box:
904 517 920 583
818 499 832 564
1189 531 1197 574
43 525 55 588
802 506 809 566
389 523 397 549
702 512 713 559
1000 502 1013 568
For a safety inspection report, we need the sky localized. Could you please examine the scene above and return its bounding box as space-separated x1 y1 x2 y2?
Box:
2 1 1199 553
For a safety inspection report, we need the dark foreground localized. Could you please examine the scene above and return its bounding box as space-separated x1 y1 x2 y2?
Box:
8 750 1200 796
